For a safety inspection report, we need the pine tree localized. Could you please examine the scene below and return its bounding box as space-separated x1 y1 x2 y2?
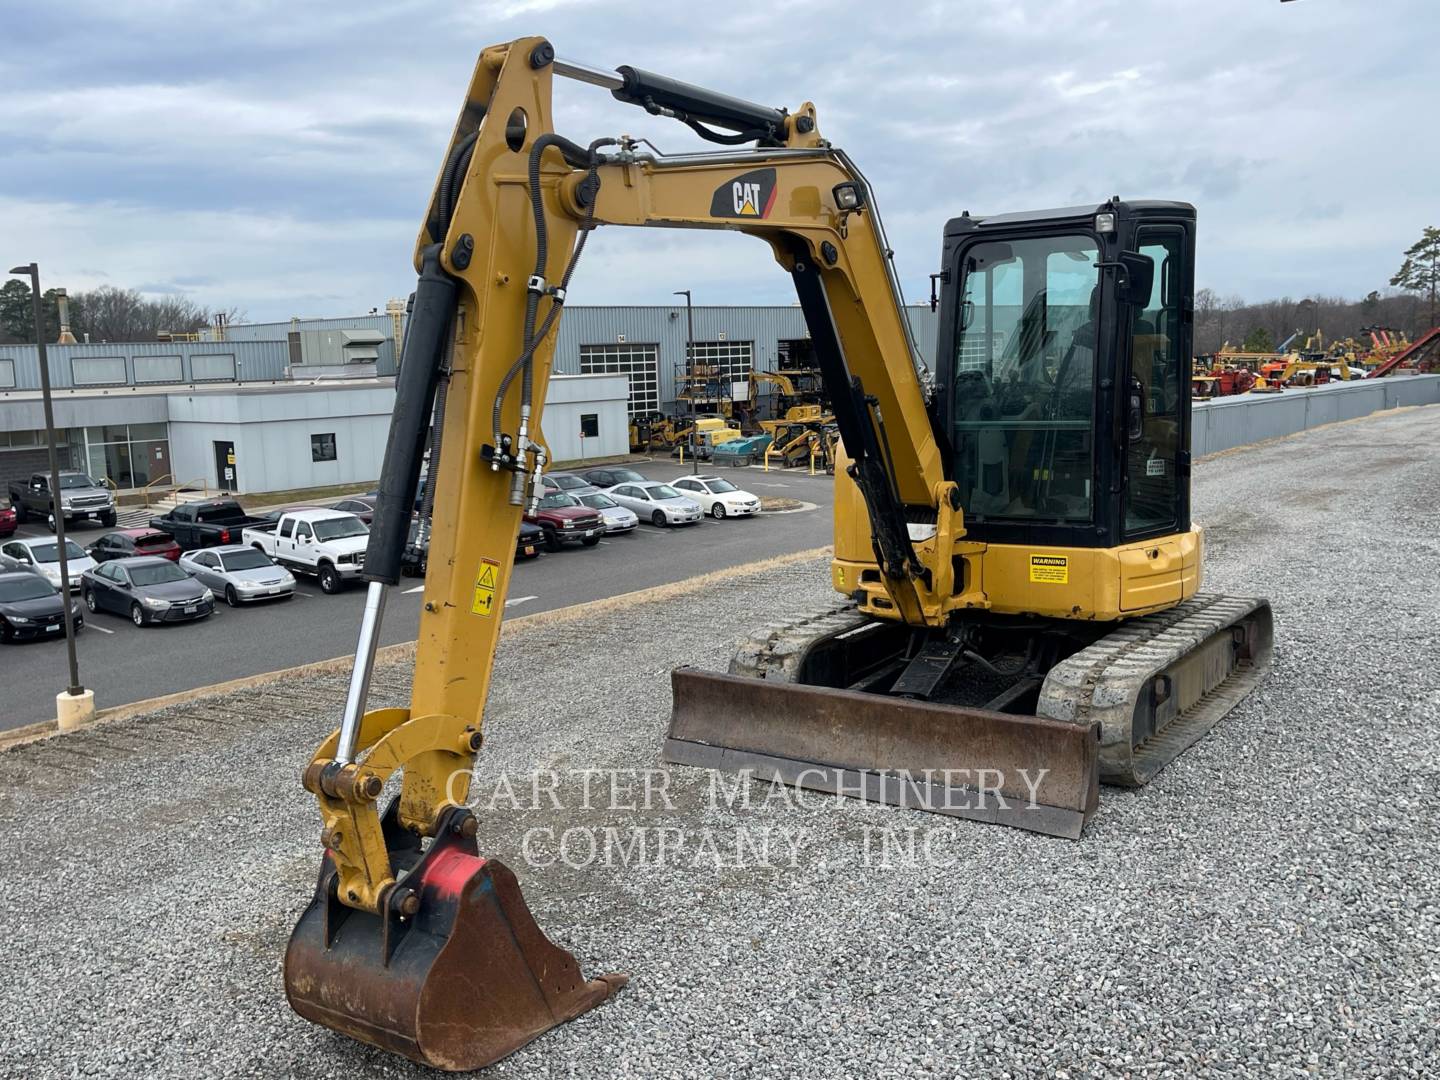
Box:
1390 226 1440 330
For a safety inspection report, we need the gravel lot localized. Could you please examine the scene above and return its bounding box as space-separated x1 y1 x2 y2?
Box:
1 405 1436 1079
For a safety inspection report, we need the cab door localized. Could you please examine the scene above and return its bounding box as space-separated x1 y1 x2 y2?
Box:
1119 222 1192 610
1123 223 1191 541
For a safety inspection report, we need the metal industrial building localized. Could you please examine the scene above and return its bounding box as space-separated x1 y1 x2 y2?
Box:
2 304 940 494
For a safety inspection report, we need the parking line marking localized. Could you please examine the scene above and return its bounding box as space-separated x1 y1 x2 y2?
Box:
403 585 425 594
87 624 115 634
505 595 537 608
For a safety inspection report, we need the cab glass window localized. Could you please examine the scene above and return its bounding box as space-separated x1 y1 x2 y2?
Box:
951 233 1099 524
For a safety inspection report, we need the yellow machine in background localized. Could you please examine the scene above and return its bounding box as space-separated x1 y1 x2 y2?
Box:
284 36 1273 1071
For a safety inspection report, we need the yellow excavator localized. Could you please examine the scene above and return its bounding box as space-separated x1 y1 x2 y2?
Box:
284 36 1273 1071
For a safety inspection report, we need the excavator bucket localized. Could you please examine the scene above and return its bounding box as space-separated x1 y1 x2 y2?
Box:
285 817 625 1072
665 668 1101 839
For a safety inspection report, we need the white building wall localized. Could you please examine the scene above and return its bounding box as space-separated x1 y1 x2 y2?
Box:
164 384 396 494
159 378 626 493
537 374 629 462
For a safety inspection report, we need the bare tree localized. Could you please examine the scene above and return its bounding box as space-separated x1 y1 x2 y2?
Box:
60 287 244 343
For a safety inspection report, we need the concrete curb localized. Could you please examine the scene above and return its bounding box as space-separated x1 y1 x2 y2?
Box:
0 545 832 752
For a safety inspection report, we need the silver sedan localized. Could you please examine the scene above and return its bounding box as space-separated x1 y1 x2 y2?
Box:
605 482 703 527
179 544 296 605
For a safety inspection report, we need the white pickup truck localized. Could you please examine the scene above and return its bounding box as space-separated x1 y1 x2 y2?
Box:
241 509 369 594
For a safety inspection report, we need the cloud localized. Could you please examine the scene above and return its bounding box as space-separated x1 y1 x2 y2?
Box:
0 0 1434 319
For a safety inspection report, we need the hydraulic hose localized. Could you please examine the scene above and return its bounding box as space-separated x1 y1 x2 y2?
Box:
490 135 614 444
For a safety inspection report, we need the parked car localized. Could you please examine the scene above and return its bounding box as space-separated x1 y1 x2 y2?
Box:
149 498 268 551
517 520 544 560
0 500 16 539
0 537 97 591
242 509 369 594
7 471 116 531
88 528 182 563
580 466 648 489
0 570 83 643
576 491 638 534
539 472 598 496
179 544 296 605
400 518 428 577
400 518 544 578
670 475 762 519
331 496 377 524
81 556 214 627
524 493 605 551
605 482 703 527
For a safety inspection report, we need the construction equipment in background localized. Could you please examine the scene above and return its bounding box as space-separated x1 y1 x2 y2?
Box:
673 415 744 460
1191 363 1259 398
1366 325 1440 377
763 421 825 469
285 37 1273 1069
675 359 735 418
629 409 675 451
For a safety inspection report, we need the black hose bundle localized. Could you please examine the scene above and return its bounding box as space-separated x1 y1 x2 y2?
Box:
491 135 616 443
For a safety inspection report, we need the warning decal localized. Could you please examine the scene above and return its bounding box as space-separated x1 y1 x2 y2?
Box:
1029 554 1069 585
471 558 501 616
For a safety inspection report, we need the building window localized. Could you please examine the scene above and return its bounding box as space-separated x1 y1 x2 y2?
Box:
679 339 753 410
134 355 184 384
0 358 14 389
71 356 128 386
311 432 338 462
190 353 237 381
579 343 660 418
0 428 41 449
82 423 171 489
579 413 599 438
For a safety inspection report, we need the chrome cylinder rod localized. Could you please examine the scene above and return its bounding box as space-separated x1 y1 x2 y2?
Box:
336 581 388 764
553 56 623 91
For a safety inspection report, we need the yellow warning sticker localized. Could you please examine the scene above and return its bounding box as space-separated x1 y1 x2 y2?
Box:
1029 554 1069 584
471 558 500 616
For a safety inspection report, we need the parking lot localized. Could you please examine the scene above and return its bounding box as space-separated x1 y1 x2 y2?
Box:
0 461 833 731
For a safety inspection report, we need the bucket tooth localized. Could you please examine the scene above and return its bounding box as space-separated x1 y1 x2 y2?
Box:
284 812 625 1072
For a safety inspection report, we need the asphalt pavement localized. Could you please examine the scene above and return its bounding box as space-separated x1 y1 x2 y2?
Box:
0 461 833 731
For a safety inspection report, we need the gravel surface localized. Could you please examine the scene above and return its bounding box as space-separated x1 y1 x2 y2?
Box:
1 405 1436 1079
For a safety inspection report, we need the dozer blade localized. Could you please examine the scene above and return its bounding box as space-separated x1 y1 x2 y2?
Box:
285 822 625 1072
665 668 1100 839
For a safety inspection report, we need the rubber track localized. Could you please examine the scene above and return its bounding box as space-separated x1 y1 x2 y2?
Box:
727 602 866 682
1036 593 1272 787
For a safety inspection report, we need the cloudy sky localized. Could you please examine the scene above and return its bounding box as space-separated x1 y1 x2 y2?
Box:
1 0 1434 322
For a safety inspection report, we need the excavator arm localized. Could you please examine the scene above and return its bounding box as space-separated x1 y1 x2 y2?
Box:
284 36 968 1070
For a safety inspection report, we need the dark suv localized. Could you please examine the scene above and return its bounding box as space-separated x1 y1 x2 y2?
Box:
581 466 648 489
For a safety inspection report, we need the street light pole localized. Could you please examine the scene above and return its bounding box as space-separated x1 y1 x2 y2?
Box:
10 263 89 720
674 289 697 473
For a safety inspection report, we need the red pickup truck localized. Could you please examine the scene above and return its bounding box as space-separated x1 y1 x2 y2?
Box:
524 493 605 551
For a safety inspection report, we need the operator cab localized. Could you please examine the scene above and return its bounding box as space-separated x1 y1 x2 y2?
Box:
934 199 1194 549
